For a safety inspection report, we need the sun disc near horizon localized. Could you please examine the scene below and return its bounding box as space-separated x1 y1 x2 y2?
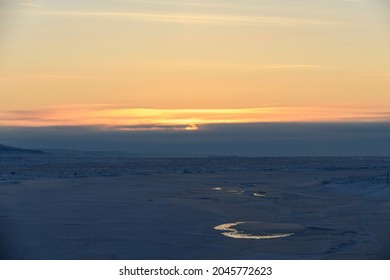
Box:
185 124 199 131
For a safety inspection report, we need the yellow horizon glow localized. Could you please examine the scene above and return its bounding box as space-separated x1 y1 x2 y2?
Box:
0 106 389 129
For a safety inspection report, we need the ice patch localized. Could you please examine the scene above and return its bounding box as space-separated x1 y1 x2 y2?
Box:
253 192 267 197
214 221 297 240
252 192 281 198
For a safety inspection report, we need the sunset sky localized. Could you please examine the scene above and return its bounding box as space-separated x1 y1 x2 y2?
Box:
1 0 390 128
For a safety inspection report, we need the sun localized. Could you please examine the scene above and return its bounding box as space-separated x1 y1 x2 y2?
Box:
185 124 199 131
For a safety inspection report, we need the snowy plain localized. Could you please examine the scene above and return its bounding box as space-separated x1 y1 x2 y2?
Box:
0 155 389 259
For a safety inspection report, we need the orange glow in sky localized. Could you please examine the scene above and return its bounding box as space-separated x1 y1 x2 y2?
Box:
1 0 389 128
0 106 389 129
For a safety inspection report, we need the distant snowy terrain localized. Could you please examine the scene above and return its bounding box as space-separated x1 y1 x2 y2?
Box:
0 144 44 155
1 154 389 181
0 154 389 259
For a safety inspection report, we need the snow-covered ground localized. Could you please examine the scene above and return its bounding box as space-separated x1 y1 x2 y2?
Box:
0 155 389 259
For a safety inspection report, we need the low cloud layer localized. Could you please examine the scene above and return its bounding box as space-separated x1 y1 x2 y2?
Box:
1 122 390 156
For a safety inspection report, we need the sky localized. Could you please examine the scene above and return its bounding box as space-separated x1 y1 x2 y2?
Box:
0 0 390 155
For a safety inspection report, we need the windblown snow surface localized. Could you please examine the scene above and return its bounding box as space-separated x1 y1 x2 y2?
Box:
0 155 389 259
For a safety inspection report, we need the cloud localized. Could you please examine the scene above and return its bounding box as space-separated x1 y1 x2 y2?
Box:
115 0 237 8
22 0 33 5
339 0 364 3
1 105 390 128
1 122 390 156
182 63 320 70
35 10 336 26
263 64 320 70
21 0 43 8
0 74 94 80
363 73 390 78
